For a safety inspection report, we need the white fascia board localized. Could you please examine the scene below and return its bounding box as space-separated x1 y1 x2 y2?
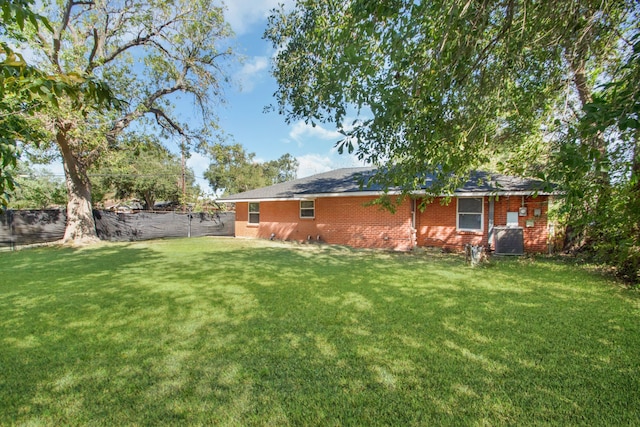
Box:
297 191 401 199
217 197 304 203
220 190 554 203
452 191 555 197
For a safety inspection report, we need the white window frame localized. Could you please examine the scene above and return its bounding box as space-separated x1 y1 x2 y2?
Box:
248 202 260 225
300 200 315 219
457 197 484 232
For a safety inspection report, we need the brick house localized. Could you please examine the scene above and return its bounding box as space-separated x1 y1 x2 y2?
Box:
218 167 554 254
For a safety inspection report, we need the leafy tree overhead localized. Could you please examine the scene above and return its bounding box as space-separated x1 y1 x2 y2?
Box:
92 134 193 210
266 0 640 282
266 0 634 189
204 143 299 195
0 0 116 209
9 0 235 243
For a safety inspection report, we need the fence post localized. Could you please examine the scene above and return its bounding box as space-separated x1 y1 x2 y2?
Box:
8 209 14 251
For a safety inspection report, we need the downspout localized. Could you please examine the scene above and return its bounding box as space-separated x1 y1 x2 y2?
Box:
488 197 495 250
410 198 417 249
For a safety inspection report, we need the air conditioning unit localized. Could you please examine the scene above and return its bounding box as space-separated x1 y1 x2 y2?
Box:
494 227 524 255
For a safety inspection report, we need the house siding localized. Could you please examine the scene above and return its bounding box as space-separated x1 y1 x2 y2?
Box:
234 194 550 253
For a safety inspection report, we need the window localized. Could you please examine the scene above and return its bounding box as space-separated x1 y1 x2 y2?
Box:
248 202 260 225
457 197 483 231
300 200 315 218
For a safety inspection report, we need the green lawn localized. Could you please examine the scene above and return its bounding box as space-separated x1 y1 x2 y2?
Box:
1 238 639 426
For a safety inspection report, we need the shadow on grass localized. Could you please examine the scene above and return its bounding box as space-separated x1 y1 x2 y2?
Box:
0 239 639 425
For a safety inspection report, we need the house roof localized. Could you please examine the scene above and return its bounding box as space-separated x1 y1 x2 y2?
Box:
217 167 552 202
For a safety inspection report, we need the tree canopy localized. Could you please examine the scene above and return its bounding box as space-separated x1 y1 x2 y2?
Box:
7 163 67 209
204 143 299 195
0 0 116 208
91 134 193 210
266 0 635 189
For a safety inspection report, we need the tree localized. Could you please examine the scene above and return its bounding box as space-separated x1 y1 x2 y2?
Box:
266 1 633 188
0 0 115 208
204 143 299 195
553 33 640 281
92 134 192 210
13 0 234 243
262 153 299 185
8 163 67 209
266 0 640 281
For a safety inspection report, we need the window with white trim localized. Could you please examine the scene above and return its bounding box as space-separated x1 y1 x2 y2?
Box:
300 200 315 218
248 202 260 224
457 197 483 231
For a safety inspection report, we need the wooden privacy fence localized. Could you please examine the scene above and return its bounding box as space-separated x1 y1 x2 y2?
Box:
0 209 235 248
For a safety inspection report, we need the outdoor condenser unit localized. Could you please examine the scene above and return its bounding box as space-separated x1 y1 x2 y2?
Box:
494 227 524 255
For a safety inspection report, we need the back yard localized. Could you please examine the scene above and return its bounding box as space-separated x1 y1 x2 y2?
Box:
1 238 638 425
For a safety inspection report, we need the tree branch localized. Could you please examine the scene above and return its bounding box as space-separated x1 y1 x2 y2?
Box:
87 27 99 66
148 107 188 135
49 0 94 72
106 81 190 145
85 11 192 74
460 0 515 85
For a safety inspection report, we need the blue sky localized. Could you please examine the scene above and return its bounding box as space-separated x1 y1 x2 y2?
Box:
183 0 366 192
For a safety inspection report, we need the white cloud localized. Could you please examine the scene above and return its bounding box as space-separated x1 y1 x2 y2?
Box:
224 0 295 35
289 121 342 144
296 152 368 178
296 154 334 178
236 56 269 93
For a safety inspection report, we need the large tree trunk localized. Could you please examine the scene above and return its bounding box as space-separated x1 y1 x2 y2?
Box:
57 126 99 244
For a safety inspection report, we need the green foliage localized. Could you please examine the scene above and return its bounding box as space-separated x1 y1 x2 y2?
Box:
7 163 66 209
0 239 638 424
0 0 119 209
92 134 193 209
266 0 623 193
262 153 299 185
204 143 299 195
552 32 640 283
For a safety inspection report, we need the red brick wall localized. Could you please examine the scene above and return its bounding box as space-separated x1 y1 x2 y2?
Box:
492 195 550 253
234 195 550 253
416 197 488 250
416 196 550 253
234 197 413 250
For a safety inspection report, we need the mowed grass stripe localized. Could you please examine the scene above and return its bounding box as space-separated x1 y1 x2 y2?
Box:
0 237 638 425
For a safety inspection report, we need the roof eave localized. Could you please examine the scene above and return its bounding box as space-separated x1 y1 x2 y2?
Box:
216 196 303 203
218 189 556 203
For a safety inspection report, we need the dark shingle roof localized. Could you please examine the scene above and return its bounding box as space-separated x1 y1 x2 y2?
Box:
218 167 551 202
